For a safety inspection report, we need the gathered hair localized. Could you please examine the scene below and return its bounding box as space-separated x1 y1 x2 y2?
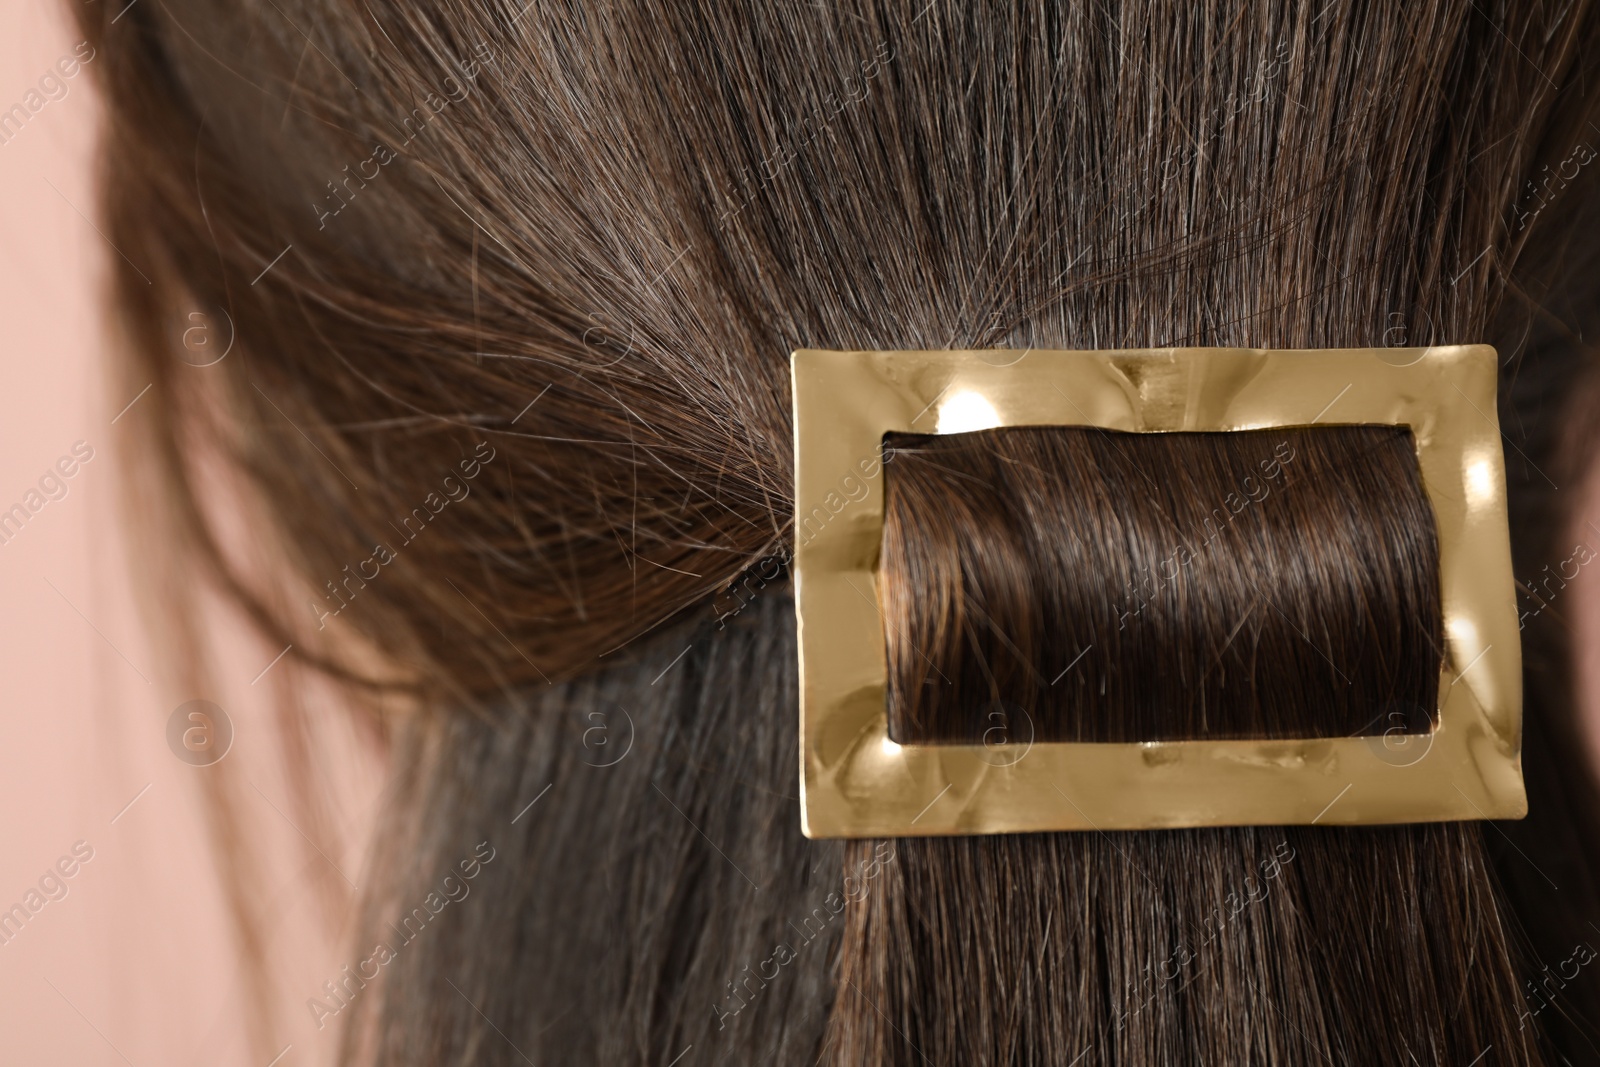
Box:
72 0 1600 1062
882 425 1443 744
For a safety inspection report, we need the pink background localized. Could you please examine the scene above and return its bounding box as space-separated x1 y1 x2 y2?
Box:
2 2 1600 1064
0 4 380 1064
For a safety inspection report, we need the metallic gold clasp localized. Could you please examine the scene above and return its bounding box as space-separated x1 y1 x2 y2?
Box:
791 346 1522 837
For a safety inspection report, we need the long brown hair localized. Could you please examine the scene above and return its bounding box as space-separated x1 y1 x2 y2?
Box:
75 0 1600 1062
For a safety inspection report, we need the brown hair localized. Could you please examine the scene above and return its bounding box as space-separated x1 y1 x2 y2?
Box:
851 424 1502 1063
882 425 1443 744
72 0 1600 1062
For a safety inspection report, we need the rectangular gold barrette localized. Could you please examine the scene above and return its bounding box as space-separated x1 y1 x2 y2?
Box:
791 346 1524 838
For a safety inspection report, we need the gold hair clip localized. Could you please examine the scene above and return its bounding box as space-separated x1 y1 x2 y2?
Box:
791 346 1523 837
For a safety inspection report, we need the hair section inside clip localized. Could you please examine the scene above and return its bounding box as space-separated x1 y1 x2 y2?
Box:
879 425 1443 746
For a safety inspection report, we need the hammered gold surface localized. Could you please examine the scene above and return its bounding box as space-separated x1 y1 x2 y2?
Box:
791 346 1523 837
